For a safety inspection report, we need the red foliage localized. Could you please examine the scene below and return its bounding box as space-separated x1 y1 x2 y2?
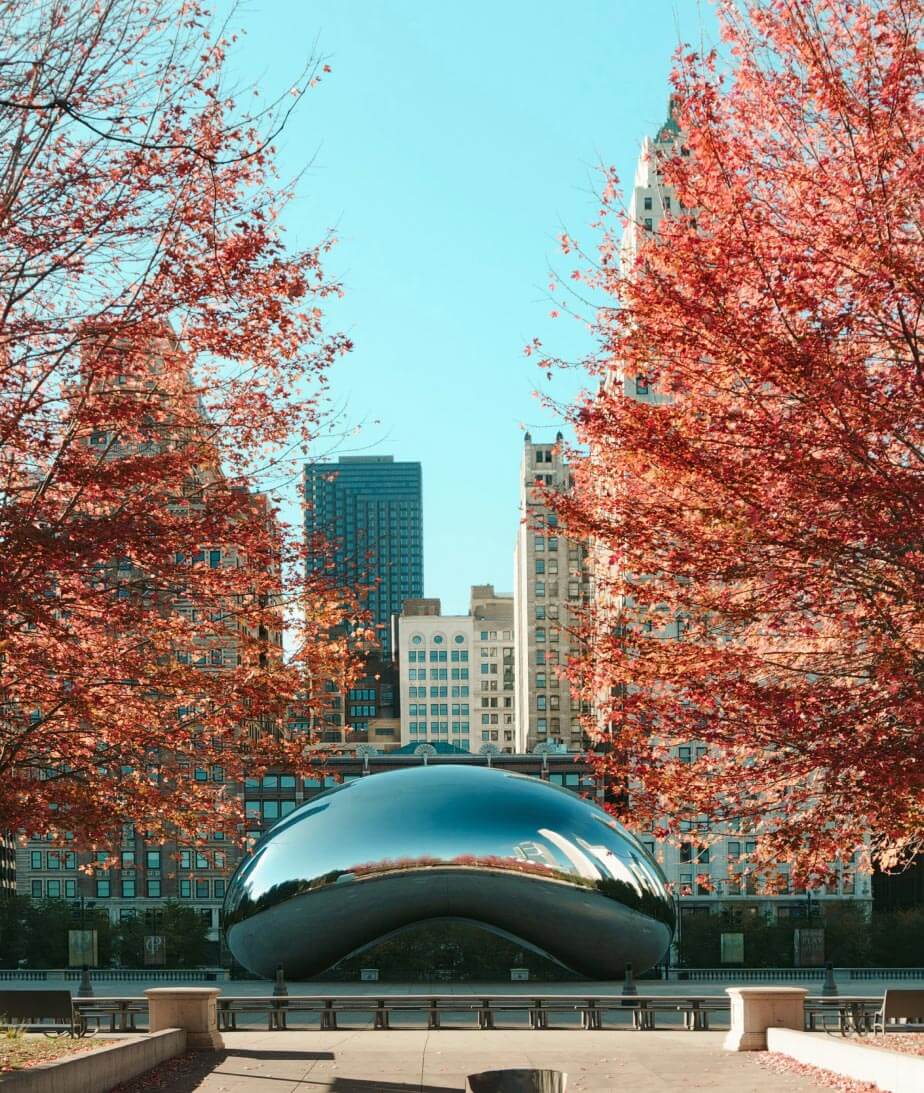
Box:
0 2 359 847
554 0 923 882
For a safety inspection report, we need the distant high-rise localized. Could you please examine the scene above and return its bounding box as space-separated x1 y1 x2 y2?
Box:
514 433 591 753
303 456 423 657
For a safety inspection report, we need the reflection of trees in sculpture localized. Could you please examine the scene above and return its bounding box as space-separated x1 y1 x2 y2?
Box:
227 852 675 930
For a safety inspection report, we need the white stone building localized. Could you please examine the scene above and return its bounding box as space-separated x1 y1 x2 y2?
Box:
395 588 517 755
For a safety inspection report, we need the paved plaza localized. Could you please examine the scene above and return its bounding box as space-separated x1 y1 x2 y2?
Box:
115 1029 824 1092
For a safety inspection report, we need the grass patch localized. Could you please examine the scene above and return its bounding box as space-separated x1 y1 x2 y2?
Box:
0 1027 106 1073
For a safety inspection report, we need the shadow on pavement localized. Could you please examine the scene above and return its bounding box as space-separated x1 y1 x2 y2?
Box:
224 1049 336 1060
111 1049 335 1091
329 1082 458 1092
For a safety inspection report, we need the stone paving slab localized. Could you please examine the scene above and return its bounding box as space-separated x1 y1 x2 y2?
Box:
119 1029 827 1092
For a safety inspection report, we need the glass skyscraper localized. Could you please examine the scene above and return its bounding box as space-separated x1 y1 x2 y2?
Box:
304 456 423 657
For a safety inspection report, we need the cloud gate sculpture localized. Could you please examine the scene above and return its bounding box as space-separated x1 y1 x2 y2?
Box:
224 765 674 980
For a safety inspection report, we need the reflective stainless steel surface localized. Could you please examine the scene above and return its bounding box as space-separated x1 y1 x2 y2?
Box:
224 765 674 980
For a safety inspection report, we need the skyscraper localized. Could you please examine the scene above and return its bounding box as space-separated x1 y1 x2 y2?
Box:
304 456 423 657
514 433 591 753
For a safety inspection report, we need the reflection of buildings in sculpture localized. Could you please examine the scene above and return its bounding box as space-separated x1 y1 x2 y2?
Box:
395 586 516 755
513 433 591 753
224 765 674 980
0 836 15 894
592 98 873 923
513 840 556 868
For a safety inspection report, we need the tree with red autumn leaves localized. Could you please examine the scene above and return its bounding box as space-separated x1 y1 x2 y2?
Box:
0 1 361 847
552 0 923 886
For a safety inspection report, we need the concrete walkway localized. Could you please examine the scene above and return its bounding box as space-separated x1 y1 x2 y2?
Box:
114 1029 826 1092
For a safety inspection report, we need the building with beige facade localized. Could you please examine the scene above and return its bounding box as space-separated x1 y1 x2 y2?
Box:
395 587 516 754
513 433 591 754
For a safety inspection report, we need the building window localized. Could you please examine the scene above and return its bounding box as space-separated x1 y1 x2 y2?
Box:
643 217 653 231
535 558 545 574
195 880 209 899
644 195 652 210
148 879 161 898
122 878 136 898
179 880 191 898
31 880 42 897
146 850 161 870
30 851 41 870
96 880 110 898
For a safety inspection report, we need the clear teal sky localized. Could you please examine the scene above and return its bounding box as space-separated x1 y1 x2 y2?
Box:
232 1 718 614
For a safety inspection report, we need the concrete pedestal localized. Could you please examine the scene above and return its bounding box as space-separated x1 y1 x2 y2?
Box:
145 987 223 1050
723 987 807 1052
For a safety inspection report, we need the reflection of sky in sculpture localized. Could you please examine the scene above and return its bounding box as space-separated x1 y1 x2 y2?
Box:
225 766 674 979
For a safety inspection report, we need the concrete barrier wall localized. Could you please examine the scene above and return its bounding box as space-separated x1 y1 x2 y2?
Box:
767 1028 924 1093
0 1029 185 1093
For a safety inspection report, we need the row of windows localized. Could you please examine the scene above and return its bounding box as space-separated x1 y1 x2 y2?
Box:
245 800 298 820
533 537 558 552
30 877 228 900
193 766 226 782
407 668 470 681
409 634 466 647
477 630 514 640
33 848 229 872
535 559 561 574
349 704 376 717
533 581 584 599
534 717 579 735
407 703 470 716
178 849 227 870
348 688 377 701
407 722 470 734
30 851 77 870
408 685 470 699
406 649 470 663
536 695 561 710
535 651 560 665
244 774 297 789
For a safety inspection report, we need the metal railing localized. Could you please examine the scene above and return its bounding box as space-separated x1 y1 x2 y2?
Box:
675 967 924 982
0 968 225 982
67 992 882 1034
